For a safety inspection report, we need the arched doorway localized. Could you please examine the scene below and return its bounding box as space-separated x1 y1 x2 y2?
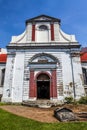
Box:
37 73 50 99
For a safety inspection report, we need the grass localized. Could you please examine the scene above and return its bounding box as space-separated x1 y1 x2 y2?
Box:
0 108 87 130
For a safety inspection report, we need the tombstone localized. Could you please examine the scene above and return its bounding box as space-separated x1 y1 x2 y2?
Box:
54 107 78 122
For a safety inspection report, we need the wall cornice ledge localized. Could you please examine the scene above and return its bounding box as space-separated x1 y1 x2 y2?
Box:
7 44 81 50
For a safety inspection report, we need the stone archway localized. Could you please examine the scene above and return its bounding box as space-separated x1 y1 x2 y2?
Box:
36 73 50 99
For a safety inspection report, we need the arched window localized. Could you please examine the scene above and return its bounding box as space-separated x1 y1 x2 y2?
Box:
39 25 48 31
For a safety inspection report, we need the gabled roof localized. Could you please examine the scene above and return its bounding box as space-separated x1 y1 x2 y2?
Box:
0 54 7 63
80 47 87 62
80 52 87 62
26 14 61 24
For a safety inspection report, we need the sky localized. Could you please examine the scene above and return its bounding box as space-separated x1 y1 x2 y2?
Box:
0 0 87 48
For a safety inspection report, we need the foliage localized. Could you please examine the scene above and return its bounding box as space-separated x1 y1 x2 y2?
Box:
78 96 87 104
0 102 22 106
0 102 6 106
0 108 87 130
64 96 87 105
64 97 73 104
0 102 13 106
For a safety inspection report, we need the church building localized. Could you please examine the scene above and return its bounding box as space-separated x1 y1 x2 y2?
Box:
1 15 85 103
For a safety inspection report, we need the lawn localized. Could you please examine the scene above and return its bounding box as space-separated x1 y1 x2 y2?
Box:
0 108 87 130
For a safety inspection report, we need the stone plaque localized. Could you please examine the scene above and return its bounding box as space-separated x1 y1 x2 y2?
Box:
38 59 48 63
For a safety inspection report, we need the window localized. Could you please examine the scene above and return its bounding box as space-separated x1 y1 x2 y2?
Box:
39 25 48 31
82 68 87 85
1 69 5 86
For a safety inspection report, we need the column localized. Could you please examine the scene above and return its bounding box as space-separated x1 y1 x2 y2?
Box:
51 23 54 41
50 77 53 98
29 69 35 98
32 24 35 41
52 69 57 98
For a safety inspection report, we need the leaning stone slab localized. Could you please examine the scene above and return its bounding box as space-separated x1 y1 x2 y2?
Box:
38 104 51 108
54 107 78 122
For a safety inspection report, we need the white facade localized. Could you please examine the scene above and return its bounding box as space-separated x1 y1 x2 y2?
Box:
0 48 7 101
1 15 85 103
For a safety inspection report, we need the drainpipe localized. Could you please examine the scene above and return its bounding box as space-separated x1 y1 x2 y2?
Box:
69 46 76 99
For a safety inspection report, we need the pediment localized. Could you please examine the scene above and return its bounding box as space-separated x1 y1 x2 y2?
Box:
26 15 61 24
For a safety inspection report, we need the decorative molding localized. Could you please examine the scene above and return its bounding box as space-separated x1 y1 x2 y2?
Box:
26 14 61 24
7 44 81 49
29 53 59 63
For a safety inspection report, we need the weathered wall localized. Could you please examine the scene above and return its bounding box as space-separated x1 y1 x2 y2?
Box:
2 54 15 102
61 52 74 98
0 64 6 94
12 52 25 102
62 52 85 99
72 55 85 98
2 52 25 102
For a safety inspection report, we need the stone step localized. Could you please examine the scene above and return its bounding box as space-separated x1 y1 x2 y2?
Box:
22 100 63 108
22 100 56 108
